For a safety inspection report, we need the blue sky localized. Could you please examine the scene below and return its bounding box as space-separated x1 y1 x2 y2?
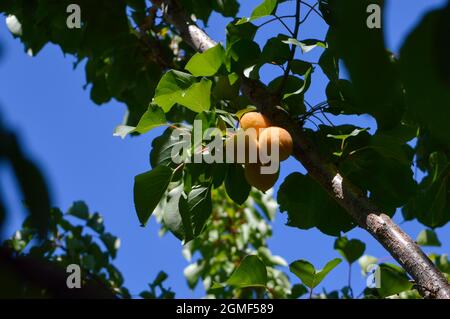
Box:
0 0 449 298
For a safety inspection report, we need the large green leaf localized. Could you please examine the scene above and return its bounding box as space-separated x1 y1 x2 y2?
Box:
340 149 416 213
225 164 251 205
261 37 291 65
226 20 257 47
330 0 404 129
236 0 278 24
134 166 173 226
278 173 355 236
403 152 450 227
150 127 191 169
334 237 366 264
377 264 414 298
162 183 185 240
185 44 225 77
154 70 212 113
319 48 339 82
400 6 450 148
114 106 167 139
226 39 261 72
178 184 212 241
225 255 268 288
290 258 342 289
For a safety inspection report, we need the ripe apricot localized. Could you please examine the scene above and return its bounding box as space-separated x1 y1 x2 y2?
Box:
239 112 271 136
258 126 293 162
244 163 279 192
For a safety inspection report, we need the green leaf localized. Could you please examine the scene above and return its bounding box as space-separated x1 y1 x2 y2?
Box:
290 60 313 76
87 212 105 234
226 20 257 47
179 184 212 240
225 164 251 205
67 201 89 220
325 79 357 114
319 48 339 81
278 173 355 236
162 183 185 240
329 0 404 129
150 127 191 168
134 166 173 226
114 105 167 139
100 233 121 259
283 68 313 99
340 149 416 213
261 37 291 65
334 237 366 264
185 44 226 77
212 0 240 17
226 255 268 288
236 0 278 24
154 70 212 113
400 7 450 148
226 39 261 72
290 258 342 289
377 264 413 298
289 284 308 299
402 152 448 225
282 38 327 53
416 229 442 247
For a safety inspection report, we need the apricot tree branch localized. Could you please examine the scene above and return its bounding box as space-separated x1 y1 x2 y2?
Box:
152 0 450 299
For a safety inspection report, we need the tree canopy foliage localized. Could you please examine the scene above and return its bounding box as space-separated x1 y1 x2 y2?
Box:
1 0 450 299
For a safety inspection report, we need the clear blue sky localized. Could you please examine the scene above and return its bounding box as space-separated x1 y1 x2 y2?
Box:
0 0 449 298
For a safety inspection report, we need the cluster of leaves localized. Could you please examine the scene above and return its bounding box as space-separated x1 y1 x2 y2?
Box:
2 202 174 299
316 0 450 230
156 186 296 298
211 232 448 299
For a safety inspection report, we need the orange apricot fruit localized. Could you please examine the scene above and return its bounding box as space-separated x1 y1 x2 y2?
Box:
239 112 271 136
244 163 279 192
258 126 293 162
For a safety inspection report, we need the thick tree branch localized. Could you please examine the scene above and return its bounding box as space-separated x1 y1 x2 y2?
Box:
153 0 450 299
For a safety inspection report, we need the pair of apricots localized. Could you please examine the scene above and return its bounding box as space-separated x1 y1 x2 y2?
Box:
233 112 293 192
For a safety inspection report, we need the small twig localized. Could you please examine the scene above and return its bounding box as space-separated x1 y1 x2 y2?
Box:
257 15 296 29
273 14 295 36
299 2 319 24
347 264 354 298
301 1 324 19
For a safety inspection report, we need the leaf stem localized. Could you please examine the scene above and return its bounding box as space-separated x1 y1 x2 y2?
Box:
348 264 354 298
